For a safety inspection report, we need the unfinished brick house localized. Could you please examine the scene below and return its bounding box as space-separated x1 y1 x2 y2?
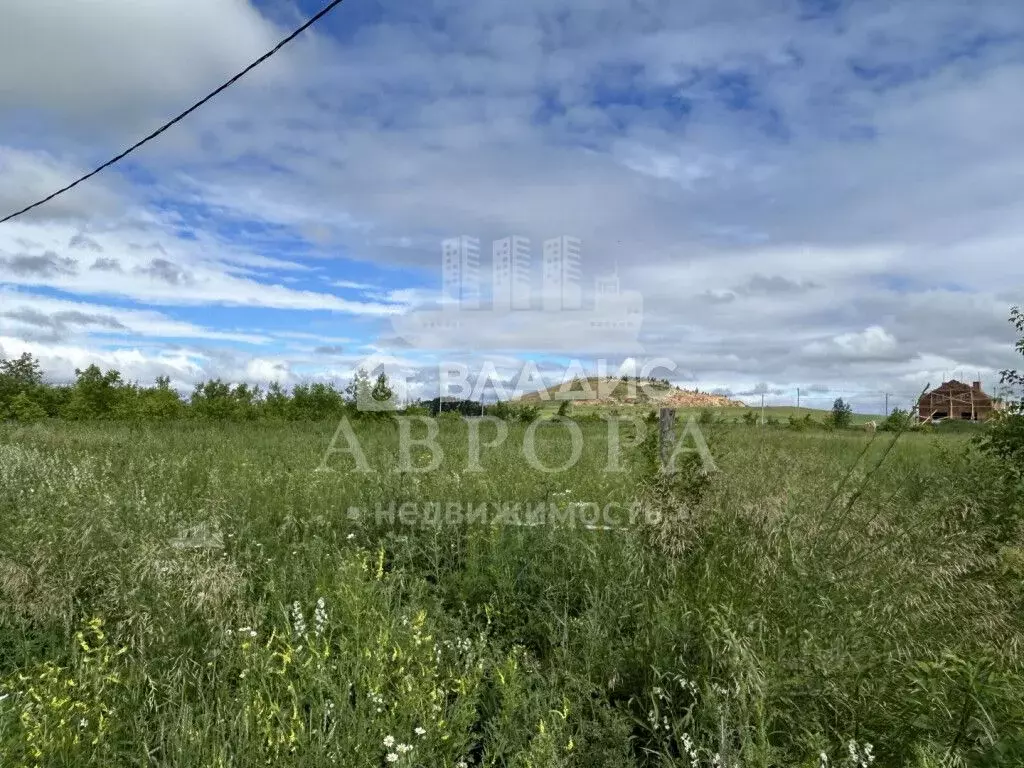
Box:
917 380 997 422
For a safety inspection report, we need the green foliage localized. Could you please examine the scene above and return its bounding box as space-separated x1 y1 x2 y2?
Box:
556 399 572 418
831 397 854 429
488 401 541 422
344 368 372 404
63 365 124 420
9 392 47 423
978 307 1024 475
2 420 1021 766
880 407 913 432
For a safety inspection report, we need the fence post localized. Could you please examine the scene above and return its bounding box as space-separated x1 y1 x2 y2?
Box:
659 407 676 473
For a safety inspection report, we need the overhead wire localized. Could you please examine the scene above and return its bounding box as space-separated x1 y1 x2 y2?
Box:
0 0 348 224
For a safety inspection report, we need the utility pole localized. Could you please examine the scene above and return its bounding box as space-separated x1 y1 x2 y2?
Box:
884 392 889 417
796 387 800 409
760 392 765 426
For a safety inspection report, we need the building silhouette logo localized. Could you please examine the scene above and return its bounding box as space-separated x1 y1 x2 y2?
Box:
391 235 644 352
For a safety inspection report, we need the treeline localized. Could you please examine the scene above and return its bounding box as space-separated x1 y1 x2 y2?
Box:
0 353 408 423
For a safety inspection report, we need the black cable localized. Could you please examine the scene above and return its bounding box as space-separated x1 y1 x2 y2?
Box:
0 0 347 224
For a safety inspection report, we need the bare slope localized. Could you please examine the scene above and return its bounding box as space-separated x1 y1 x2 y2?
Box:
516 376 747 408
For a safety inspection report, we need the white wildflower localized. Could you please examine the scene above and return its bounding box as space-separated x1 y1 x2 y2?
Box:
314 597 327 637
385 753 398 763
291 601 307 636
397 743 413 754
414 726 426 736
383 735 396 748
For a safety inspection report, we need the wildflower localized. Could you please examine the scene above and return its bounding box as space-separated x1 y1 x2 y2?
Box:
414 726 426 737
314 597 328 637
680 733 698 762
383 735 396 748
397 743 413 754
291 601 307 636
347 533 356 540
385 753 399 763
819 751 829 767
456 761 468 768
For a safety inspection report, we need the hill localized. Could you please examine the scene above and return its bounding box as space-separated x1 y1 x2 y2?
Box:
516 376 747 409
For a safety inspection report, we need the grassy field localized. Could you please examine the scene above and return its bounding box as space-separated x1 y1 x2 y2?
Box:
1 417 1022 766
540 403 885 425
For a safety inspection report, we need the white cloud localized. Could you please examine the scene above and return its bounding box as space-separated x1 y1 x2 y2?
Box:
0 0 282 128
1 0 1023 395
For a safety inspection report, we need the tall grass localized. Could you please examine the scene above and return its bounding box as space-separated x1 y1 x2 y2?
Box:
0 419 1021 766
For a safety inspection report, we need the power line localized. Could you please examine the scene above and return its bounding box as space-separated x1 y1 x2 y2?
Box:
0 0 347 225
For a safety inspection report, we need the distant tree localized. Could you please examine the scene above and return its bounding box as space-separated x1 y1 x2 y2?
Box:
831 398 853 429
345 368 372 405
263 381 290 420
370 372 394 406
189 379 237 420
0 352 44 417
64 365 124 419
0 352 43 390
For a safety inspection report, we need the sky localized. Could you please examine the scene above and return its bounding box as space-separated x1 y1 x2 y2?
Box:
1 0 1022 412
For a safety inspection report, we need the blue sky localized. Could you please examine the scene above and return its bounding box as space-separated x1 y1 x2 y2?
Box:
1 0 1023 409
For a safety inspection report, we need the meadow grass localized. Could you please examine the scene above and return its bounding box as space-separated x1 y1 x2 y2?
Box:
0 418 1022 767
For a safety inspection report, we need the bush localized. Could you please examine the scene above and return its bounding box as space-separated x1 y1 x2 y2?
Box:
979 307 1024 475
8 392 47 423
880 407 913 432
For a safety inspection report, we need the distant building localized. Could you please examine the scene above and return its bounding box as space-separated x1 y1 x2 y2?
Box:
542 236 582 311
492 236 531 310
917 380 996 422
441 236 481 309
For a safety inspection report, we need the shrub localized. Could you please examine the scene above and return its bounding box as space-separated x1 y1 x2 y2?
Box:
979 307 1024 475
880 407 913 432
8 392 47 423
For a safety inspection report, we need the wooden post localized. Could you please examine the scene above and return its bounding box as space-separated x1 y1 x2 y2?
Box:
659 407 676 474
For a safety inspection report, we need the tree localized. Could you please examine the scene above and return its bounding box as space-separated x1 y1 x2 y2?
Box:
344 368 372 405
189 379 237 420
0 352 44 416
370 372 394 406
831 398 853 429
556 399 572 418
63 365 124 419
979 306 1024 472
9 392 47 423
